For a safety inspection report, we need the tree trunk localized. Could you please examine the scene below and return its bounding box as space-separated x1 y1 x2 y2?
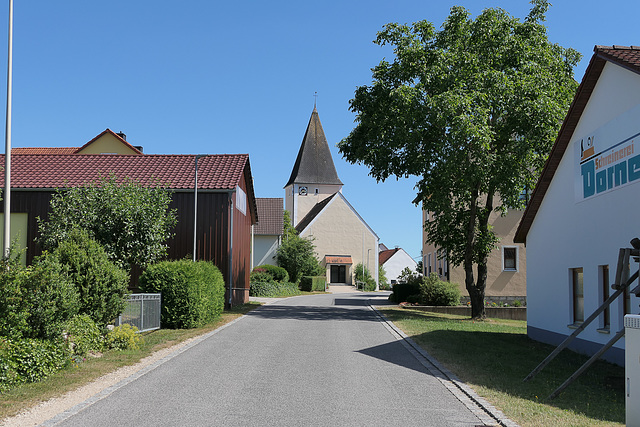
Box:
470 188 496 320
464 186 480 318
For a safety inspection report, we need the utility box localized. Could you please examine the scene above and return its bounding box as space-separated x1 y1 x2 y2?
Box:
625 314 640 426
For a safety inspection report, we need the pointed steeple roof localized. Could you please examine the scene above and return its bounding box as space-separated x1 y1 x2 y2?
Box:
285 108 343 187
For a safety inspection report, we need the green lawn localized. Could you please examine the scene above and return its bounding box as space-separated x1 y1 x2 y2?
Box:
379 308 625 427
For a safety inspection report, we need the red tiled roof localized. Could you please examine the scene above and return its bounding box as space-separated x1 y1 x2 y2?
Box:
515 45 640 244
254 198 283 235
12 147 78 155
0 154 250 190
379 248 399 265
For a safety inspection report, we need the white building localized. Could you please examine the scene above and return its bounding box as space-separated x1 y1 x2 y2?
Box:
515 45 640 365
380 247 417 284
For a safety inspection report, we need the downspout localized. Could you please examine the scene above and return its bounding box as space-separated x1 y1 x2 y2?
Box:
228 190 235 307
250 224 254 270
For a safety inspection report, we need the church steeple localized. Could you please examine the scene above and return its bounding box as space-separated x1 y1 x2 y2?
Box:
285 107 343 188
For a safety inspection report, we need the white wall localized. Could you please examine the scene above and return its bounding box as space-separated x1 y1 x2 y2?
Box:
383 249 417 283
253 235 279 267
527 62 640 360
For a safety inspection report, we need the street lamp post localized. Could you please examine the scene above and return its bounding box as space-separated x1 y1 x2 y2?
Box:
3 0 13 260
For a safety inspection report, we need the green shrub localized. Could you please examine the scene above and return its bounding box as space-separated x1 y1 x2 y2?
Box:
139 260 225 329
299 276 326 292
355 263 376 291
64 314 103 356
250 270 274 286
20 256 80 340
0 262 30 339
378 265 390 290
47 229 130 326
0 337 69 391
513 299 522 307
253 265 289 283
389 282 421 303
250 281 301 297
105 324 141 351
419 273 461 306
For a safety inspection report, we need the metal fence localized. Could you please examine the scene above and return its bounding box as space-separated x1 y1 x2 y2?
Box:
115 293 162 332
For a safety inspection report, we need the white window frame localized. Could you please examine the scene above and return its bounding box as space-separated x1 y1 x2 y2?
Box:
502 246 518 272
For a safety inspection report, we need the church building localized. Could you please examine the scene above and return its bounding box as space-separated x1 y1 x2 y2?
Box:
285 108 379 287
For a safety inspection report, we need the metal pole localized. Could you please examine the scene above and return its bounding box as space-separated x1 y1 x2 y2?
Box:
3 0 13 259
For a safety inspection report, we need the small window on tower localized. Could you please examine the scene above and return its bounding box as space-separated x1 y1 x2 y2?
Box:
315 188 319 195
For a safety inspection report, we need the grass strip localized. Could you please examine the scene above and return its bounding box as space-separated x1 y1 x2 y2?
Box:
379 308 625 427
0 303 260 421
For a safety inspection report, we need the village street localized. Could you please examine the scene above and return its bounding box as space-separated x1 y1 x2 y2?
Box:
44 291 501 427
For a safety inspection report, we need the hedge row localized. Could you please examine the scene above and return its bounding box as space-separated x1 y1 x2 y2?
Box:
249 281 301 297
299 276 327 292
140 260 225 329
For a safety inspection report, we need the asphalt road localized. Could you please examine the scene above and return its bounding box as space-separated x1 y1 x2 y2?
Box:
48 293 493 427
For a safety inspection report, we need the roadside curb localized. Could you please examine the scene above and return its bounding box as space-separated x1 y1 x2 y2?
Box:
368 303 520 427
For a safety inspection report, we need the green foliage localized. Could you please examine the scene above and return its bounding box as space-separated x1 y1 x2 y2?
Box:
276 234 323 283
419 273 461 306
105 324 141 351
253 264 289 283
282 210 297 241
139 260 225 329
64 314 103 356
250 270 274 285
0 260 30 339
398 267 422 285
0 337 69 391
249 281 301 298
46 229 129 326
354 263 376 291
37 175 177 270
20 256 80 340
338 1 579 318
389 282 421 303
378 265 390 290
299 276 326 292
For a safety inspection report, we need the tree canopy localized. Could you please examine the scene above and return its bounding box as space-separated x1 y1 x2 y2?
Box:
37 175 177 270
338 0 579 317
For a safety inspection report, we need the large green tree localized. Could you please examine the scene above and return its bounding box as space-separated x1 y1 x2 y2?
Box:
338 1 579 318
276 234 323 284
37 175 177 271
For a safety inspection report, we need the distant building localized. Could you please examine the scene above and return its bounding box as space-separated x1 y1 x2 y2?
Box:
284 108 379 286
422 199 527 302
252 198 283 268
379 247 417 284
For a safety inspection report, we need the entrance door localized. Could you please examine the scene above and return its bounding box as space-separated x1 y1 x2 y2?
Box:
330 265 346 283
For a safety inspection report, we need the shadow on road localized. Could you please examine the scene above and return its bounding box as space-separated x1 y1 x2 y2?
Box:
356 340 435 376
246 304 380 322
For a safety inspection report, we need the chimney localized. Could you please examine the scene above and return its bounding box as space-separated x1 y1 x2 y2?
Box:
116 131 126 141
133 146 144 153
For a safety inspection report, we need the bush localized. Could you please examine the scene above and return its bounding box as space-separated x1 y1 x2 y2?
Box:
250 270 274 286
105 324 141 351
420 273 461 306
250 281 301 298
139 260 225 329
253 265 289 283
64 314 103 356
47 229 130 326
389 282 421 303
276 235 323 283
354 263 376 291
0 262 31 340
299 276 326 292
0 337 69 391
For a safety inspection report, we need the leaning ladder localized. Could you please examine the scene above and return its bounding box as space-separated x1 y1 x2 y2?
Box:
522 240 640 399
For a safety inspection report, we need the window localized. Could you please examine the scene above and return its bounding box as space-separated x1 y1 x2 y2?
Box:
571 268 584 323
502 247 518 271
599 265 610 330
427 253 432 274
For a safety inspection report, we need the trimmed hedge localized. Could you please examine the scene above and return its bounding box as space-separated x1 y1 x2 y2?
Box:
299 276 327 292
252 265 289 283
389 282 421 303
250 281 301 297
139 260 225 329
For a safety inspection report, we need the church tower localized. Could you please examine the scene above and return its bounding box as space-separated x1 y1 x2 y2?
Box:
284 107 343 226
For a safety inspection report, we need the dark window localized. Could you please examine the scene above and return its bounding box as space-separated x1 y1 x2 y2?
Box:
572 268 584 323
503 247 517 271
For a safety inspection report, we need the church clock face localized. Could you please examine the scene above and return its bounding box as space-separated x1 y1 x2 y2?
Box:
298 186 308 196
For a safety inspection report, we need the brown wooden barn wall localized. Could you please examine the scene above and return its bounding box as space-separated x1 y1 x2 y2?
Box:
231 170 253 305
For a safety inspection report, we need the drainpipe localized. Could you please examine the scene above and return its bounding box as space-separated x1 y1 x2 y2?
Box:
228 190 234 307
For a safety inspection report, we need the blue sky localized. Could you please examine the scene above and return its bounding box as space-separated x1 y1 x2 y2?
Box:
0 0 638 261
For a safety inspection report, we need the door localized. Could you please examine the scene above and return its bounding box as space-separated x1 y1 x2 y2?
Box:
330 265 346 283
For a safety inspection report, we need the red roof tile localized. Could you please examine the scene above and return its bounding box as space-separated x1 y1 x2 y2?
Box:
254 198 283 235
0 154 250 190
12 147 78 154
515 45 640 243
379 248 399 265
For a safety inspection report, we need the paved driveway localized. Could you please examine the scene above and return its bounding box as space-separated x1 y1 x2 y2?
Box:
47 293 503 426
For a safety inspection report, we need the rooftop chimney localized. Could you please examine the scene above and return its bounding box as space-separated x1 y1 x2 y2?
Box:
116 131 126 141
